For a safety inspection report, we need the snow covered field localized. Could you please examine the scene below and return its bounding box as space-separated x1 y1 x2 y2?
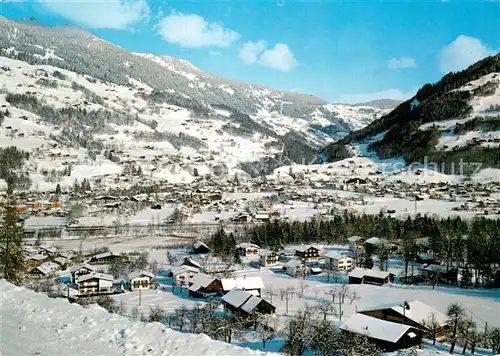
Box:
0 280 274 356
108 268 500 326
5 278 493 356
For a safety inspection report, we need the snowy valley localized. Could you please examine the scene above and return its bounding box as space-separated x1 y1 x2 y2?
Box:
0 14 499 356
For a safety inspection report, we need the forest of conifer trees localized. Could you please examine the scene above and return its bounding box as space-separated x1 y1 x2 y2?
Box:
247 212 500 287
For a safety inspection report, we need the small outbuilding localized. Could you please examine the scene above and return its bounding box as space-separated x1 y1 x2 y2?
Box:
192 241 211 254
348 268 394 286
221 289 276 316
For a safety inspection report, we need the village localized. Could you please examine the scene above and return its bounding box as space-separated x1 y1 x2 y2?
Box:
16 219 500 355
1 140 499 355
2 161 499 240
0 34 499 355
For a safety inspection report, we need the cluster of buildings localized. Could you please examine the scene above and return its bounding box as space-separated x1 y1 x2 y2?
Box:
22 244 158 297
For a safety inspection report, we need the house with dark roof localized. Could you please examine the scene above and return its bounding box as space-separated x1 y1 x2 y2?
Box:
259 250 279 267
70 263 96 284
348 268 394 286
89 251 125 265
172 256 202 270
127 270 155 291
236 243 260 257
188 273 222 298
191 241 211 254
221 289 276 316
29 261 60 278
359 300 450 338
294 245 320 261
77 272 114 295
340 313 423 352
347 236 366 253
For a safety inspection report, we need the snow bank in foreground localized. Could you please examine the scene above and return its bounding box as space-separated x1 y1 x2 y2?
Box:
0 280 275 356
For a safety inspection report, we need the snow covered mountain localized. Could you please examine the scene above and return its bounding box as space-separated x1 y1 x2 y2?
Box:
0 17 389 188
322 54 500 176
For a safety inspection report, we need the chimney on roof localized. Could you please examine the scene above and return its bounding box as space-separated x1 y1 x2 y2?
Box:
243 274 246 279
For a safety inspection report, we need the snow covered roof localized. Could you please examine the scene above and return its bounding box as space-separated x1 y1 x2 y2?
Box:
221 289 253 308
348 236 364 242
77 272 114 283
173 257 202 269
39 244 58 253
170 265 200 276
70 263 96 274
127 270 155 280
285 259 305 268
221 276 264 291
193 241 210 250
420 264 449 273
259 249 277 257
236 243 260 249
295 245 318 253
340 313 412 343
323 252 351 260
24 254 47 261
348 268 392 279
239 295 263 314
91 251 119 260
23 246 38 254
59 251 74 259
254 214 269 219
190 273 216 288
365 237 383 246
35 262 60 275
52 256 69 265
361 300 448 327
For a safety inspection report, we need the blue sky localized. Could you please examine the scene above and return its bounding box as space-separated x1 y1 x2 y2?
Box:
1 0 499 103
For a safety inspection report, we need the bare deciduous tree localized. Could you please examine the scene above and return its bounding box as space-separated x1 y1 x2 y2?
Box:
148 305 166 323
446 302 466 354
255 313 278 349
315 300 337 321
422 312 440 345
131 306 139 321
172 305 189 331
348 290 360 304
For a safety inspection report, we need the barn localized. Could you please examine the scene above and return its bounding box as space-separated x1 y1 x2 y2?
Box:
348 268 394 286
340 313 423 352
359 300 450 338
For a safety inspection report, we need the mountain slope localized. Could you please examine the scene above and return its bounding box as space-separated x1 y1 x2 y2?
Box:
0 17 387 141
0 17 389 187
354 99 403 110
322 54 500 175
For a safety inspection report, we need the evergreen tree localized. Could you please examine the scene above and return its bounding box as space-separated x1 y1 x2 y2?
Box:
233 248 241 264
377 242 390 271
461 265 473 288
55 183 62 196
73 179 80 193
81 178 91 191
0 207 26 284
362 252 374 269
